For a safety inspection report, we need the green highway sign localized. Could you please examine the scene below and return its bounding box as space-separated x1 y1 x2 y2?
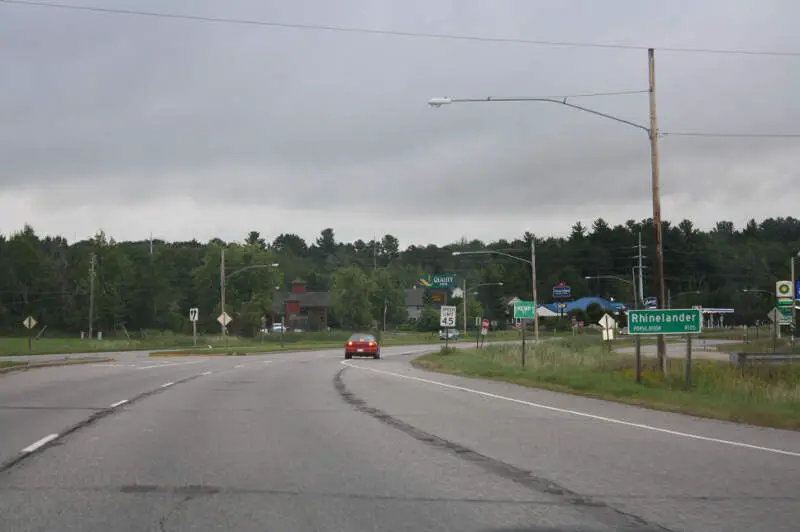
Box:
418 273 456 289
513 301 536 319
628 309 702 335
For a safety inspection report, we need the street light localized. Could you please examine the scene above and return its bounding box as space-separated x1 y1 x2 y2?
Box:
585 275 636 312
461 281 504 335
219 247 279 337
452 247 539 341
791 251 799 348
667 289 701 309
431 49 667 368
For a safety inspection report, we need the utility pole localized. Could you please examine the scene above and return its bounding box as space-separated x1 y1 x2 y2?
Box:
648 48 667 374
88 253 97 340
792 254 796 350
373 234 377 270
220 247 226 336
531 236 539 341
638 232 644 306
463 279 468 336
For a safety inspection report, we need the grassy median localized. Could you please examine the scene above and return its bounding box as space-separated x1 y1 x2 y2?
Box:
412 337 800 430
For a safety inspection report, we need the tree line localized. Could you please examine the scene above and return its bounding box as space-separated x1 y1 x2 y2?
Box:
1 217 798 336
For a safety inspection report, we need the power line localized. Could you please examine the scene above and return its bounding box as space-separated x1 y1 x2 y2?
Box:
3 0 800 57
662 131 800 139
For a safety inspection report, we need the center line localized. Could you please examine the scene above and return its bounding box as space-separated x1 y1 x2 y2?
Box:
161 382 174 388
21 434 59 453
110 399 128 408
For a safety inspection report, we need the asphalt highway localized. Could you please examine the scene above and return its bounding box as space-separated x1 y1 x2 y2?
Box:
1 344 797 531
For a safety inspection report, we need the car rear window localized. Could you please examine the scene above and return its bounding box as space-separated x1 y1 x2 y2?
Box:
349 334 375 342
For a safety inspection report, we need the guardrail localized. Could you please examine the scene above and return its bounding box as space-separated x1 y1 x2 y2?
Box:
729 352 800 366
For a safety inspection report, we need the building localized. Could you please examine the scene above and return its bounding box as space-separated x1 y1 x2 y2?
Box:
270 280 429 329
271 279 330 331
404 286 425 321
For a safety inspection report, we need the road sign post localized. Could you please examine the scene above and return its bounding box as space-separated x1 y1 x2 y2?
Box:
513 301 536 367
627 309 702 335
189 307 199 346
440 305 456 349
598 313 616 349
23 315 37 353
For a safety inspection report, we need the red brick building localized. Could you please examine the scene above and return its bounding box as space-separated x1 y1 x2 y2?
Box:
271 279 330 331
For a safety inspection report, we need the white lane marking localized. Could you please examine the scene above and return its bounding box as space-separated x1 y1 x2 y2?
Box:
110 399 129 408
234 364 244 369
21 434 59 453
136 361 203 370
91 363 122 367
160 382 174 388
201 371 212 375
341 361 800 458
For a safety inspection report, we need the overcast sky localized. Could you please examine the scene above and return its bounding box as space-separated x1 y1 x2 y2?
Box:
1 0 798 248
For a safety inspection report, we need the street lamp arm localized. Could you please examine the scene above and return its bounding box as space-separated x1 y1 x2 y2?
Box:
586 275 633 285
226 263 280 280
440 97 650 134
453 250 532 265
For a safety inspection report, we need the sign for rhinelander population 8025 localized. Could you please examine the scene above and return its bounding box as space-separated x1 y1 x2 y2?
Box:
627 309 702 335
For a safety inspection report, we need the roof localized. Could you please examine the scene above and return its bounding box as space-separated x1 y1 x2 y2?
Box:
271 291 330 313
291 278 307 284
541 297 626 314
404 288 424 307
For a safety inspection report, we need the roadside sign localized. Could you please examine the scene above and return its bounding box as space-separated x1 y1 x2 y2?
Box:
777 297 793 308
189 308 199 322
776 280 792 298
796 280 800 300
598 313 616 330
481 318 489 335
513 301 536 319
419 273 457 289
769 307 792 325
644 296 658 309
474 316 481 327
552 281 571 299
217 312 232 326
556 302 567 310
439 305 457 327
22 316 37 329
628 309 702 335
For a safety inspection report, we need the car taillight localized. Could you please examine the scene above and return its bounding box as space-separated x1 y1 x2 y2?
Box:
369 342 375 347
347 341 353 346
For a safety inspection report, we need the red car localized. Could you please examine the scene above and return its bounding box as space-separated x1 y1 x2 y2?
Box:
344 333 380 359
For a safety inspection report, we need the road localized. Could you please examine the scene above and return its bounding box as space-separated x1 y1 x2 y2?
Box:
0 344 797 531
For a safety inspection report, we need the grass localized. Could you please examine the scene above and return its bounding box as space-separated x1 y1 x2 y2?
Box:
715 338 800 354
412 336 800 430
0 360 25 369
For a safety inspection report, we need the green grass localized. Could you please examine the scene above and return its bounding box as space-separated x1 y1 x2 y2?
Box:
715 338 800 354
0 360 26 369
0 328 527 357
412 336 800 430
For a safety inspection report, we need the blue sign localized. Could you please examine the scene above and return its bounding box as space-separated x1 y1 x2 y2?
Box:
644 296 658 309
796 280 800 300
552 282 571 299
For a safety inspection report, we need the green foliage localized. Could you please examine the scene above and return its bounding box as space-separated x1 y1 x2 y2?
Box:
1 216 798 337
416 306 440 332
328 266 374 329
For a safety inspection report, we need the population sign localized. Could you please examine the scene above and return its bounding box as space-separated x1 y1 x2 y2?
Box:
513 301 536 319
627 309 702 335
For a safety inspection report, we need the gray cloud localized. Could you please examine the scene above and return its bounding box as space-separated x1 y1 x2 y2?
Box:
1 0 799 246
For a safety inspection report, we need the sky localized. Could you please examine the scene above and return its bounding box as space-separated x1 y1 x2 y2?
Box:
1 0 798 248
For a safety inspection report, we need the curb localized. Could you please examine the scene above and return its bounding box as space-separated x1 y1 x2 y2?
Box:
0 357 114 375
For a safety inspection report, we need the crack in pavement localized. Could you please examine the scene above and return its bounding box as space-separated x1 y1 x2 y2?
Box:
0 373 205 476
334 367 673 532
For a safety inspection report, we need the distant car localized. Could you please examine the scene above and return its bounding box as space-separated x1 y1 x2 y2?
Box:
439 329 459 341
344 333 380 359
271 323 287 333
